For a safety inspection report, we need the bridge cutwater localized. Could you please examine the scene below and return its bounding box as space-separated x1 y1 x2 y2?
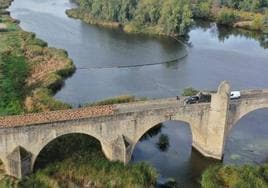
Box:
1 81 268 178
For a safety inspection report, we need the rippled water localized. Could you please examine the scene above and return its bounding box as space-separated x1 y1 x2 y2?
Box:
8 0 268 187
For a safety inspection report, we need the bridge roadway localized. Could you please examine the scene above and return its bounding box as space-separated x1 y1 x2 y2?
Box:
1 81 268 179
1 89 267 128
0 96 200 128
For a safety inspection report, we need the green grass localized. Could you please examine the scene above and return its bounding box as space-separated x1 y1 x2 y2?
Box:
0 53 28 116
19 159 157 188
0 11 74 115
0 174 18 188
86 95 147 107
201 164 268 188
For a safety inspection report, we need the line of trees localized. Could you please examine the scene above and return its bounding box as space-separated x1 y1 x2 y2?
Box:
72 0 268 35
73 0 193 35
220 0 268 12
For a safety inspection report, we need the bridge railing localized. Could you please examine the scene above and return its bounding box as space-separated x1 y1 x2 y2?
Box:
240 89 268 95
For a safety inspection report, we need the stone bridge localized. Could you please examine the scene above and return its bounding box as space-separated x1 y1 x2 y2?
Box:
1 81 268 178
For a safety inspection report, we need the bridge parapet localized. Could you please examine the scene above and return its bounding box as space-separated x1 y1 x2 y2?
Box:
0 105 115 128
240 89 268 95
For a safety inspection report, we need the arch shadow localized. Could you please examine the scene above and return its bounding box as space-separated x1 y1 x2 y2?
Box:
32 133 105 172
131 120 193 161
225 108 268 163
231 107 268 129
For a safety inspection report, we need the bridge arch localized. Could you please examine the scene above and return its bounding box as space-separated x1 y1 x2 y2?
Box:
229 106 268 131
134 119 193 144
31 131 109 171
130 119 194 160
224 108 268 162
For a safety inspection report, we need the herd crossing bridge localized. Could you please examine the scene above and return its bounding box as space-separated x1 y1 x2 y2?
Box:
1 81 268 178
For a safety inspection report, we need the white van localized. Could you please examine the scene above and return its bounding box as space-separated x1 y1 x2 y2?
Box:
230 91 241 100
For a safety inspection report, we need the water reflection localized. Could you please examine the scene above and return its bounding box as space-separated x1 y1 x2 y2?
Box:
132 121 216 188
157 134 170 152
192 20 268 49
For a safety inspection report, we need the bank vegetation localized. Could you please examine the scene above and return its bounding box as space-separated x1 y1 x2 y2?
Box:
192 0 268 33
201 164 268 188
0 0 75 116
67 0 268 35
66 0 193 36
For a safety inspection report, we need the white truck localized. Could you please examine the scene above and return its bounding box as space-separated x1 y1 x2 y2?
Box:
230 91 241 100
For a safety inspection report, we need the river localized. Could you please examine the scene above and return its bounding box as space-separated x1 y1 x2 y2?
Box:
9 0 268 187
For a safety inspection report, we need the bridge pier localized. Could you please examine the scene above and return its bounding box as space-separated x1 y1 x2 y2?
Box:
6 146 32 178
193 81 230 160
101 135 133 164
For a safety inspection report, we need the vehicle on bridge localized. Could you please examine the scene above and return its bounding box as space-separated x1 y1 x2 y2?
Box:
184 92 212 104
230 91 241 100
185 96 199 104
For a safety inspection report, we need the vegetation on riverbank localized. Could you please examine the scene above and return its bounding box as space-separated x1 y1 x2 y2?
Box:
67 0 268 36
0 0 75 116
66 0 193 36
192 0 268 33
85 95 147 107
201 164 268 188
182 87 199 96
19 159 157 188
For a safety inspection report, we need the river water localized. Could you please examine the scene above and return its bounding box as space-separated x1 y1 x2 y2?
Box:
9 0 268 187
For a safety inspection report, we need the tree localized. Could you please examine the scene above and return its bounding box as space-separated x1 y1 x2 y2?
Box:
160 0 192 35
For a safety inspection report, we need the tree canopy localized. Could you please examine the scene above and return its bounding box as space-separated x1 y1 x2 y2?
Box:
74 0 193 35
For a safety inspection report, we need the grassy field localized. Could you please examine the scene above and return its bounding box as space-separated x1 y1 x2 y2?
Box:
201 164 268 188
0 2 75 116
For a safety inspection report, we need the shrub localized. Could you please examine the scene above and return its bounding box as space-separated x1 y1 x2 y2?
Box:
87 96 147 106
193 1 212 19
216 9 238 25
201 164 268 188
182 87 199 96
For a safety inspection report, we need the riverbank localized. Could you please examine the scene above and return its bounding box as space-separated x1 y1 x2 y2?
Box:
212 7 268 33
67 1 268 36
192 1 268 34
65 0 192 37
0 0 76 115
201 163 268 188
66 8 170 36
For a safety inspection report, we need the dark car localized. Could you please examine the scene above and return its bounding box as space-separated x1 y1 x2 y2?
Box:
198 92 212 103
185 96 199 104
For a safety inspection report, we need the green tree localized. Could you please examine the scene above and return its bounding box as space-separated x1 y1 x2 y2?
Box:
193 0 212 18
263 8 268 32
160 0 192 35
